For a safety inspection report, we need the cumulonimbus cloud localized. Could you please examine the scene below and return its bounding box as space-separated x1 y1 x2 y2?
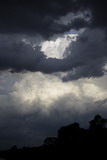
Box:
0 71 107 149
0 29 107 81
0 0 107 80
0 0 106 36
0 0 89 37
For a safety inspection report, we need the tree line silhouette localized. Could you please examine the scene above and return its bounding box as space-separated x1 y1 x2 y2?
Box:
0 114 107 159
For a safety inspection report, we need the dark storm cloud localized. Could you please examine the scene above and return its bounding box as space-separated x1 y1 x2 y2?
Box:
79 0 107 29
0 0 86 37
0 0 106 37
63 29 107 80
0 0 106 36
1 0 107 151
71 17 89 30
0 36 70 72
0 33 85 73
0 92 107 149
0 0 107 78
0 28 107 79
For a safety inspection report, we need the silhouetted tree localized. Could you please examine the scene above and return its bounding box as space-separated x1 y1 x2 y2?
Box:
11 145 18 150
1 114 107 160
58 122 81 145
89 114 107 130
44 137 57 146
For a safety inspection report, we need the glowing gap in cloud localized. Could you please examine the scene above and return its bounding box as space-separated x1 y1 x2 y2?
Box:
41 34 78 59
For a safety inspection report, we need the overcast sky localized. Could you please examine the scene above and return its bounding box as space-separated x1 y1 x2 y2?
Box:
0 0 107 149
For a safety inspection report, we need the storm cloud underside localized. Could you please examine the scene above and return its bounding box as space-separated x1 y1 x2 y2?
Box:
0 0 107 79
0 72 107 149
0 0 107 149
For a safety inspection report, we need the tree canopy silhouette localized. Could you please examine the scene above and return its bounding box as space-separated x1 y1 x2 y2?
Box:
58 122 81 145
0 114 107 160
89 114 107 130
44 137 57 146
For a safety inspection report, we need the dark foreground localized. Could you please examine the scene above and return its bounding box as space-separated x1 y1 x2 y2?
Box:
0 115 107 159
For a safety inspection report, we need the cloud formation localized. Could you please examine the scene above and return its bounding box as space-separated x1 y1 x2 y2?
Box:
63 29 107 80
0 29 107 81
0 71 107 149
0 0 107 80
0 0 106 36
0 0 87 37
1 0 107 150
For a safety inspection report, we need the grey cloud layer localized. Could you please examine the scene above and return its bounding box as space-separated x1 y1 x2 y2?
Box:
0 29 107 81
0 35 68 72
1 0 107 150
0 0 107 80
0 0 87 37
0 0 106 36
63 29 107 80
0 84 107 149
0 71 107 149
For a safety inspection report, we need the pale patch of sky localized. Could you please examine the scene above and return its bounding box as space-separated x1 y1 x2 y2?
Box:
41 34 78 59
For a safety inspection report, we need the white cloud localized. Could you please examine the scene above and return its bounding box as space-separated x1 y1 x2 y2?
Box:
41 34 78 59
0 71 107 115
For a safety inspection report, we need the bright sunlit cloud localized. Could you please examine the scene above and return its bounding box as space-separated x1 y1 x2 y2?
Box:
41 34 78 59
0 71 107 114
